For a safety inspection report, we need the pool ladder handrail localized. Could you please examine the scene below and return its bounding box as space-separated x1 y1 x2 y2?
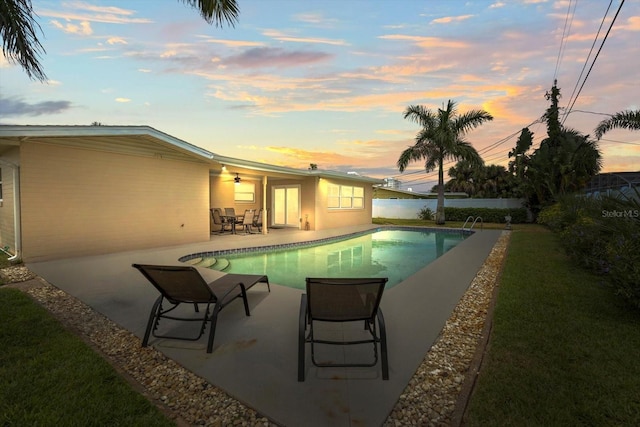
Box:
462 215 483 232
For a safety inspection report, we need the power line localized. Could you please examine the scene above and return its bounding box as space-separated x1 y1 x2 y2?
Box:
600 138 640 146
567 109 614 117
562 1 614 123
562 0 626 125
553 0 578 83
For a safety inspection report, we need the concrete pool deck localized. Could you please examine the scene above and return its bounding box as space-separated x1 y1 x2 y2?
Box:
27 224 502 426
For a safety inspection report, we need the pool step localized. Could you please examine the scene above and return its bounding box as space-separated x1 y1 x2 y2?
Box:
197 256 217 268
211 258 230 271
183 257 202 265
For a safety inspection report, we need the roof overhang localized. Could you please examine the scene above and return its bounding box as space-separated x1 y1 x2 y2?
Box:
0 125 215 161
0 125 384 184
212 154 383 184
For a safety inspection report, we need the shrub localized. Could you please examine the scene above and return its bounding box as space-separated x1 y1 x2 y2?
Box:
443 207 529 223
541 191 640 309
417 206 434 220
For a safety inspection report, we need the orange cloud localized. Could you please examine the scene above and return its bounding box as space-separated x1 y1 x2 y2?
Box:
263 29 347 46
378 34 469 49
623 16 640 31
197 36 265 47
39 3 151 25
50 19 93 35
431 15 474 24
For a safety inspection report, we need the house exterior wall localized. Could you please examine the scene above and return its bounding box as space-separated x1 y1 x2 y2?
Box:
20 141 210 262
0 147 20 255
315 177 374 230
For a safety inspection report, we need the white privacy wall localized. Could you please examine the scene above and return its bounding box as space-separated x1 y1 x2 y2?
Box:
372 198 526 219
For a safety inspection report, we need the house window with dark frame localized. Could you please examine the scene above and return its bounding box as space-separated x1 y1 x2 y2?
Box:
328 184 364 209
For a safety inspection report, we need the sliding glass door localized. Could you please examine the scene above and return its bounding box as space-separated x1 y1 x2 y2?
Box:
272 185 300 228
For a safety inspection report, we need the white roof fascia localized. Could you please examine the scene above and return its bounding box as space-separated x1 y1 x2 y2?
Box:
0 125 383 184
0 125 215 161
213 155 383 184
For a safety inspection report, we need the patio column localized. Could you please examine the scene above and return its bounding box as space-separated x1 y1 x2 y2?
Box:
262 175 268 234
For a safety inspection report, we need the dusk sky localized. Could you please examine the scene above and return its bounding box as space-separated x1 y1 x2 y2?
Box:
1 0 638 192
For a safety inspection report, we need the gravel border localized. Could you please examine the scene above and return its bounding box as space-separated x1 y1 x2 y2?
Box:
3 230 509 426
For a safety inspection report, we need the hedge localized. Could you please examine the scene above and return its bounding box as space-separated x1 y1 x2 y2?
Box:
441 207 529 223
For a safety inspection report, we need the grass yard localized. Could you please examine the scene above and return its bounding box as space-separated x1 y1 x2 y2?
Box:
465 226 640 426
0 287 174 427
372 216 517 230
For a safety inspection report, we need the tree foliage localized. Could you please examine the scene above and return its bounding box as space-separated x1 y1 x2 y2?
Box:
398 100 493 224
510 84 602 213
445 161 517 198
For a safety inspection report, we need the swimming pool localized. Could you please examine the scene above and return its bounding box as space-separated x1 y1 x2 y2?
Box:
180 227 468 289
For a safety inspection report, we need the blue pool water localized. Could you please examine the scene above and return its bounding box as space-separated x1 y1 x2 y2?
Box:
198 228 467 289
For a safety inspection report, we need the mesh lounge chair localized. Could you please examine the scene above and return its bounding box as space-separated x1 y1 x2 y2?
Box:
133 264 269 353
298 277 389 381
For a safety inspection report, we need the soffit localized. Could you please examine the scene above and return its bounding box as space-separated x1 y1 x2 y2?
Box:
19 134 209 164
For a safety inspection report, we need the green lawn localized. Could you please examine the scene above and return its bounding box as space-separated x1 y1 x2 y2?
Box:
372 217 517 230
466 226 640 426
0 287 174 427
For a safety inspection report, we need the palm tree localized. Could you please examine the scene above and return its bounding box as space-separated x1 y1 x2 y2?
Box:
1 0 239 82
397 100 493 224
594 109 640 140
444 160 478 196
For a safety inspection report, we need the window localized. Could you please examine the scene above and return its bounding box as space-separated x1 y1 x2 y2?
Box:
328 184 364 209
234 182 255 202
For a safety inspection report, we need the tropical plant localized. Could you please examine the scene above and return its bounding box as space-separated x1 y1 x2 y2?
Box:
508 127 533 179
539 190 640 309
417 206 434 220
594 109 640 139
0 0 240 82
444 159 478 195
519 84 602 212
397 100 493 224
444 161 517 198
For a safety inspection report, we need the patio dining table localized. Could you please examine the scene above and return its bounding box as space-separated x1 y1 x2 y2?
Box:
221 215 240 234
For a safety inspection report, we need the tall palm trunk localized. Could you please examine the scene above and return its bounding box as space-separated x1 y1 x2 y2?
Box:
436 157 445 224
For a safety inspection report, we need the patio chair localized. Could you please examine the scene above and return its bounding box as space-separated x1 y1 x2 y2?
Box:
133 264 269 353
298 277 389 381
224 207 244 226
211 208 233 234
252 208 264 232
239 209 255 233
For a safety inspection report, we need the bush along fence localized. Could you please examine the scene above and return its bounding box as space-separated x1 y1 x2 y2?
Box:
443 207 528 223
538 191 640 309
373 198 527 220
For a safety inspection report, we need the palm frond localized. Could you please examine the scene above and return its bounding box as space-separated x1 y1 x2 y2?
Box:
0 0 47 81
180 0 240 27
403 104 436 128
594 110 640 139
454 110 494 134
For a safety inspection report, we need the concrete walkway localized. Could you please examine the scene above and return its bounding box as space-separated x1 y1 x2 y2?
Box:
27 225 501 427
